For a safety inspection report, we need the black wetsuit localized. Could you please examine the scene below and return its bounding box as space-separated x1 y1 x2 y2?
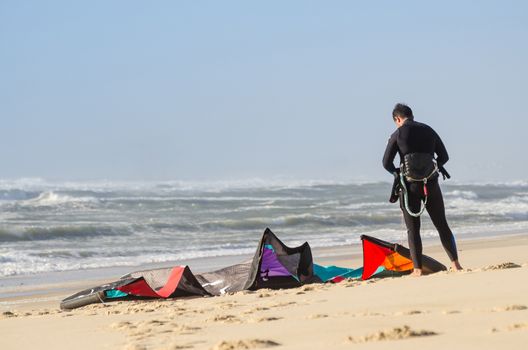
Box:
382 119 458 268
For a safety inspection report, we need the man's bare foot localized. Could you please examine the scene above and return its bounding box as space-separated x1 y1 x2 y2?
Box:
410 268 423 277
451 260 463 271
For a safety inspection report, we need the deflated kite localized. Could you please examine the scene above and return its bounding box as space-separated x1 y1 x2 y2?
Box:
60 229 445 310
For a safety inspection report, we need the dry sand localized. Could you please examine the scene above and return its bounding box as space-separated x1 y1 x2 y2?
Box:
1 234 527 349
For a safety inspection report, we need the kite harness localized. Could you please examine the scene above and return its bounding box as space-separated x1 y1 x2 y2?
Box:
398 153 441 217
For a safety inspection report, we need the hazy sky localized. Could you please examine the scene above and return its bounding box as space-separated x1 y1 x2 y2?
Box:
1 1 527 182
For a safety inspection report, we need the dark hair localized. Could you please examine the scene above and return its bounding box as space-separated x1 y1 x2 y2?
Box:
392 103 414 121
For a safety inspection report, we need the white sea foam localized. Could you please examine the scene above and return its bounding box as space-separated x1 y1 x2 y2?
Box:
447 179 528 187
0 177 369 193
445 190 478 199
22 191 98 207
338 202 393 210
446 196 528 217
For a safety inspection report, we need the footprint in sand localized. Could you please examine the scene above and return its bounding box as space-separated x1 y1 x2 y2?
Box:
167 322 201 332
130 327 154 340
269 301 296 308
106 309 123 315
507 323 528 331
112 319 201 339
250 317 282 323
258 292 272 298
1 311 18 318
442 310 461 315
111 321 137 330
483 262 521 271
211 339 280 350
254 306 270 311
348 325 437 343
344 281 361 288
180 325 201 333
209 314 241 324
492 305 527 312
492 323 528 333
192 308 214 314
219 303 239 310
353 311 384 317
243 306 270 315
169 311 187 317
129 334 151 342
394 310 425 316
307 314 328 319
144 319 168 326
447 268 472 274
405 310 424 315
172 307 188 312
126 307 145 314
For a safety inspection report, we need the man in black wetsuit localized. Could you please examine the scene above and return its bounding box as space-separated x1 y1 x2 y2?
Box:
383 103 462 276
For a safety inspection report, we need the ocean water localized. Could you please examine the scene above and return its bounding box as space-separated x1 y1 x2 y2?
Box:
1 178 527 278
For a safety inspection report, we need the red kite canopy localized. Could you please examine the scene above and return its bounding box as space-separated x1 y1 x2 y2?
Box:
361 235 447 280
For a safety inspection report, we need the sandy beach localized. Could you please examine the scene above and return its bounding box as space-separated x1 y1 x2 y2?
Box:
3 0 527 348
1 234 527 350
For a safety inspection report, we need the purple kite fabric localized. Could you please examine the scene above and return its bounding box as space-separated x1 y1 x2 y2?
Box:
260 246 291 280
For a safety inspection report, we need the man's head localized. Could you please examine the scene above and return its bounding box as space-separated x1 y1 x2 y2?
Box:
392 103 414 128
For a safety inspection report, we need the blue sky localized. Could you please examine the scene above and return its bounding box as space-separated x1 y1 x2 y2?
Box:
1 1 527 182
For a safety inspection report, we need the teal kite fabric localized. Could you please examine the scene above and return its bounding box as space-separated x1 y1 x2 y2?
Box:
105 290 128 299
313 264 363 282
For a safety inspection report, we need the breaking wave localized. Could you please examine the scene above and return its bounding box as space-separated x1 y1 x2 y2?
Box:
22 191 98 207
444 190 478 199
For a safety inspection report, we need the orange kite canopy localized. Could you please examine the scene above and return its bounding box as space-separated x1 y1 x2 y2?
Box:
360 235 447 280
